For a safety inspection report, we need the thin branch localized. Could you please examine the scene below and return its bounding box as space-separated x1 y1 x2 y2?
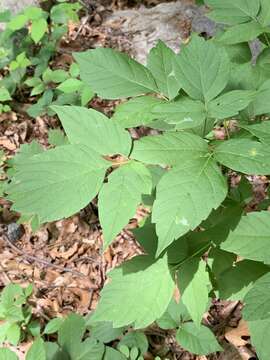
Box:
3 234 87 278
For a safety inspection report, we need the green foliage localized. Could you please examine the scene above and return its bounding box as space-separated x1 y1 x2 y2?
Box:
0 1 89 116
4 1 270 358
176 323 222 355
0 284 34 346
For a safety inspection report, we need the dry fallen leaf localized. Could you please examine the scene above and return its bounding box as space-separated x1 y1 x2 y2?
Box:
225 319 250 347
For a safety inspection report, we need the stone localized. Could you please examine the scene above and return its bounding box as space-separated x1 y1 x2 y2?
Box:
7 223 24 243
1 0 38 14
104 1 217 64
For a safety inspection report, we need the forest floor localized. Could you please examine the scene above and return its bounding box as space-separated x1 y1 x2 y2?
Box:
0 1 265 359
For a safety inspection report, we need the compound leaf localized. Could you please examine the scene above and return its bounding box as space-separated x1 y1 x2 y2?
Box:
214 139 270 175
26 338 46 360
241 121 270 144
243 272 270 321
218 260 269 300
147 40 180 99
259 0 270 26
7 145 109 223
31 18 48 44
250 79 270 116
176 323 222 355
218 22 265 45
248 319 270 360
178 259 210 327
52 106 131 157
152 157 227 254
91 255 174 329
112 96 163 128
131 132 209 166
74 48 158 99
0 348 18 360
221 211 270 264
205 0 260 25
208 90 255 119
99 162 152 249
174 35 230 102
151 97 206 129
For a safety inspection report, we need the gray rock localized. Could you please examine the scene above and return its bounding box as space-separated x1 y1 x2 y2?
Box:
192 8 219 38
7 223 24 243
1 0 38 14
104 1 216 63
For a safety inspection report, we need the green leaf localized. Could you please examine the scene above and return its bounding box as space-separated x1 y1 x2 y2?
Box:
74 48 158 99
118 332 148 354
48 129 69 147
157 299 191 329
57 78 83 93
250 79 270 116
174 35 230 102
91 255 174 328
44 342 62 360
6 323 21 345
86 317 124 343
248 318 270 360
218 260 269 300
43 69 69 84
28 320 41 337
221 212 270 264
0 348 18 360
221 42 252 64
80 84 94 106
178 259 210 327
131 132 209 166
209 247 236 279
99 162 152 249
0 87 11 102
112 96 163 128
103 347 126 360
52 106 131 157
152 157 227 255
147 40 180 99
31 18 47 44
26 338 46 360
220 21 265 45
7 144 109 223
76 338 104 360
24 7 43 20
176 323 222 355
205 0 260 25
44 317 65 334
58 313 86 356
69 62 80 78
241 121 270 144
8 14 28 30
259 0 270 26
243 272 270 321
30 83 46 96
151 97 206 129
208 90 255 119
214 139 270 175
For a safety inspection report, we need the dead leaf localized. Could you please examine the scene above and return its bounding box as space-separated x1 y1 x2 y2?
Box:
225 319 250 347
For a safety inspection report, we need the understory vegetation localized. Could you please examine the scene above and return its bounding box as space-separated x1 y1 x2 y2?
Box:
1 0 270 359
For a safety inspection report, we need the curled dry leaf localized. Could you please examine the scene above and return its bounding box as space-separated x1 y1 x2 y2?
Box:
225 319 250 347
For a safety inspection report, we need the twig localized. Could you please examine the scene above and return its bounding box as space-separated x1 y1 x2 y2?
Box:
3 234 87 278
71 15 90 41
0 262 13 284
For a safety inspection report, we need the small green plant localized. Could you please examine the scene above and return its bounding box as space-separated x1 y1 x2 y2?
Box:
0 1 92 117
0 309 152 360
3 0 270 359
0 284 39 346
